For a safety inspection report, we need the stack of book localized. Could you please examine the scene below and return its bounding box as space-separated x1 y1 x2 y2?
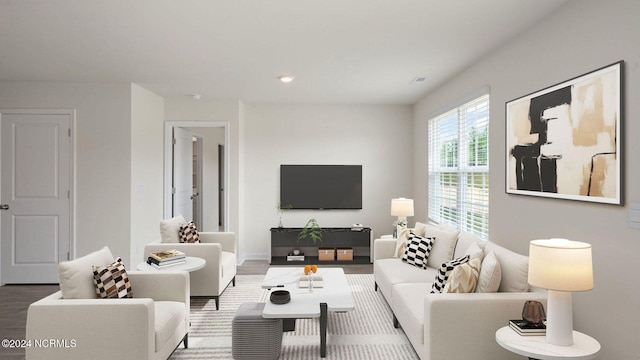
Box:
286 252 305 261
509 319 546 336
147 249 186 268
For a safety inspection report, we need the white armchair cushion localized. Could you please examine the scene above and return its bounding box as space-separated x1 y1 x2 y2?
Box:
154 301 186 352
160 215 187 243
58 246 115 299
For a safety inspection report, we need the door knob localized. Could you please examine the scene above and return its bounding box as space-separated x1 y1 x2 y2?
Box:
0 204 9 210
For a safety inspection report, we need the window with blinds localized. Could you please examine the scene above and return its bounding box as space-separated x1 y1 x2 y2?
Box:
428 94 489 239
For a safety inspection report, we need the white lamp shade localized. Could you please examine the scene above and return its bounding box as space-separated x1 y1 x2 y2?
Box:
390 198 414 217
528 238 593 292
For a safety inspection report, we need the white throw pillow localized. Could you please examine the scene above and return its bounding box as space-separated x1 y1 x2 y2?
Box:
431 254 470 293
465 241 484 261
58 246 115 299
413 222 428 236
401 233 435 270
160 215 187 243
443 257 481 293
424 225 459 269
475 250 502 293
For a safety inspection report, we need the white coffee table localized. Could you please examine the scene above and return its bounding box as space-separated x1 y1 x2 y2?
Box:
136 256 206 272
261 267 355 358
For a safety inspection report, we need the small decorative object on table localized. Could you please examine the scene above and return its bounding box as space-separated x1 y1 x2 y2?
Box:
303 265 318 292
522 300 546 324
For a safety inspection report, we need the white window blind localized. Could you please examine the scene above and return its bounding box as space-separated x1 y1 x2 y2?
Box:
428 94 489 239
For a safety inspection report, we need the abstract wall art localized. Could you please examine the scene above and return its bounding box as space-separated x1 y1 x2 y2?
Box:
506 61 622 204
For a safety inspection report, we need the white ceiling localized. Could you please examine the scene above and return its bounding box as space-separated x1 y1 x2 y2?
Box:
0 0 569 105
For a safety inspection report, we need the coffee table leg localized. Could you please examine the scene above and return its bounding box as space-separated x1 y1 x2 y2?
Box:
320 302 328 358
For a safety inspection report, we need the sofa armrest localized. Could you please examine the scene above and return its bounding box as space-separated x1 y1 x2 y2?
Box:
199 232 236 253
26 291 156 360
127 270 190 303
374 238 397 260
424 291 547 360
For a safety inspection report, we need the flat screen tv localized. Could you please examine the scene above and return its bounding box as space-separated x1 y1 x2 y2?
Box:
280 165 362 209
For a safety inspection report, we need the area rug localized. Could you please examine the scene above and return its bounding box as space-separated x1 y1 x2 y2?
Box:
170 274 419 359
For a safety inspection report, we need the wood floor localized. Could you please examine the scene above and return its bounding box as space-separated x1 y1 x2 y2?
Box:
0 260 372 360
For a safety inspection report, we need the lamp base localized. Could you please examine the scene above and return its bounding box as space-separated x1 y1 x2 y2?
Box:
546 290 574 346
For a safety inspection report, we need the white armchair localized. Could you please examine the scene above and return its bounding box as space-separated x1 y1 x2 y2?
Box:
145 231 237 310
26 270 190 360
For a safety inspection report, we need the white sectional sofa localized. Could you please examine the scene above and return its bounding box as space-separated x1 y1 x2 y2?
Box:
374 223 546 360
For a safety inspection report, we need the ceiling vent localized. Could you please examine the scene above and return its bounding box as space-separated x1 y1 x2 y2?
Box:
409 76 427 85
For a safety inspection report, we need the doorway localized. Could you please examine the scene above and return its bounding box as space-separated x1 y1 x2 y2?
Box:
0 109 75 284
164 122 229 232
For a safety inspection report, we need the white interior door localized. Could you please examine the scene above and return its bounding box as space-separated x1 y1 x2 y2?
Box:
1 110 72 284
173 127 193 221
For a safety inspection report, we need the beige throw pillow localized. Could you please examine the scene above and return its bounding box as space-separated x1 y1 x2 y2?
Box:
160 215 187 243
443 257 481 293
393 227 412 258
58 246 115 299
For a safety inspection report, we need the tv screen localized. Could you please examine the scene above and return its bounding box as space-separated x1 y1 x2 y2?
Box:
280 165 362 209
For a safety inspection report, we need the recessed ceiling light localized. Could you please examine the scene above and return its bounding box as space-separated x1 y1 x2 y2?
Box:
190 93 201 100
278 75 295 83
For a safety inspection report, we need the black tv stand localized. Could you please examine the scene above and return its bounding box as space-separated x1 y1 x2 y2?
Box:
269 227 372 265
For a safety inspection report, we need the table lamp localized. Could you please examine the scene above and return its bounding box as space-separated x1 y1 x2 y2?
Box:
391 198 414 236
528 238 593 346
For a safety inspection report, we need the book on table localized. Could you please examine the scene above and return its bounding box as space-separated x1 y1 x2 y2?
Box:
149 259 187 268
149 249 185 262
147 256 187 266
509 319 546 336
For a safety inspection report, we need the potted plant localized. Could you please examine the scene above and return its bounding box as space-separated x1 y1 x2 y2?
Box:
297 218 323 245
298 218 323 291
276 203 292 228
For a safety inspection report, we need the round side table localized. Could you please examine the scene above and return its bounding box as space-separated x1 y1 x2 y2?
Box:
495 326 600 360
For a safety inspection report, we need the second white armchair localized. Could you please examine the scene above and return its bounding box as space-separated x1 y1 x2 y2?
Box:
145 231 237 310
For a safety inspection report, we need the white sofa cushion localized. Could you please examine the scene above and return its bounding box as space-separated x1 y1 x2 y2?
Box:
425 225 459 269
391 283 431 346
480 241 529 292
160 215 187 243
375 258 438 299
58 246 115 299
476 250 502 293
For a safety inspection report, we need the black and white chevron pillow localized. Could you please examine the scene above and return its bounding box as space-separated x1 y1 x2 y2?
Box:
431 254 471 293
401 233 435 270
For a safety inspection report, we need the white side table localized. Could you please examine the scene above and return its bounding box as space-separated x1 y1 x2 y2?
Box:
136 256 206 272
495 326 600 360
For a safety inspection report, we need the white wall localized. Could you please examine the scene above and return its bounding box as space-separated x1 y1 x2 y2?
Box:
414 0 639 358
131 84 165 265
0 81 133 266
242 103 413 261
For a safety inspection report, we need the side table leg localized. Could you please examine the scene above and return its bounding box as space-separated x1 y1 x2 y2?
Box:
320 302 328 358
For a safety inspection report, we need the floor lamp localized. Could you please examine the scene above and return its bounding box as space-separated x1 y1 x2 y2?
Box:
528 239 593 346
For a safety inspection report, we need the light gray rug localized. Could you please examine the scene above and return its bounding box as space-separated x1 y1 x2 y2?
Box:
170 273 419 359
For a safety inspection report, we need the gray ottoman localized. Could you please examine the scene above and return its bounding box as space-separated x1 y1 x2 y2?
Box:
232 302 283 360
